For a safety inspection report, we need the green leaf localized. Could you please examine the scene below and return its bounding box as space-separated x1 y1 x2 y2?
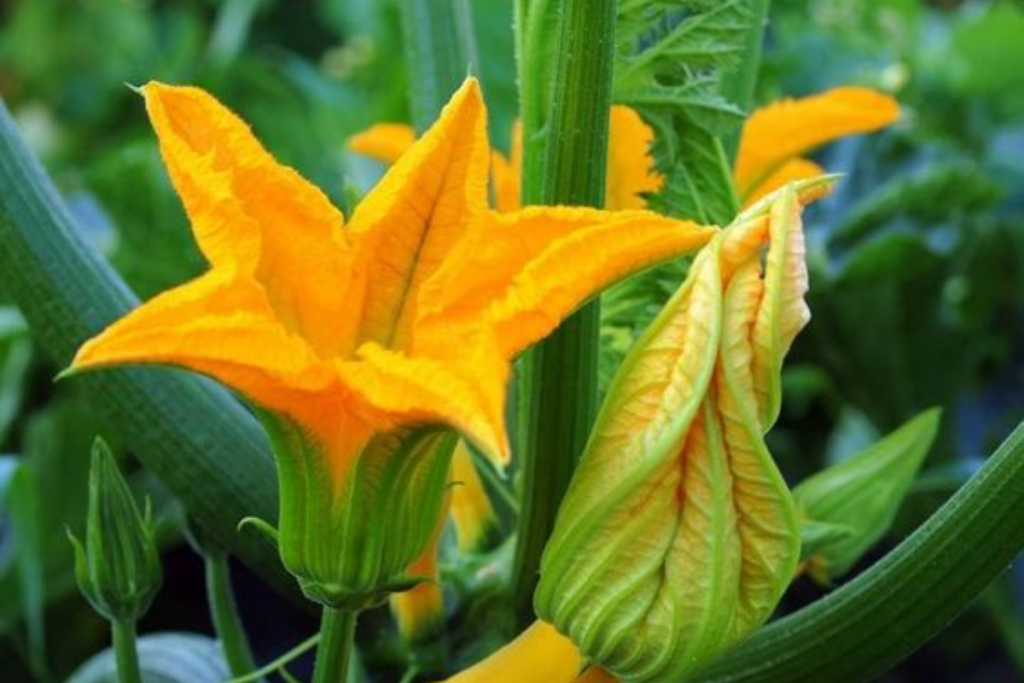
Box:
614 0 756 224
695 420 1024 683
65 632 228 683
7 461 47 678
794 408 941 582
399 0 478 132
0 97 291 593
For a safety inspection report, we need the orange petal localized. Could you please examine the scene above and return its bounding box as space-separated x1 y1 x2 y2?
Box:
605 106 663 210
479 208 715 358
70 269 341 425
573 667 618 683
341 339 510 466
143 82 354 357
741 158 825 207
347 78 491 350
347 123 417 164
390 490 448 643
734 86 900 197
491 148 521 213
450 441 499 553
751 189 809 430
441 621 583 683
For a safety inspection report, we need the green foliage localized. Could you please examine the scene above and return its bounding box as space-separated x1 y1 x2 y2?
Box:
614 0 755 223
697 420 1024 683
795 408 941 582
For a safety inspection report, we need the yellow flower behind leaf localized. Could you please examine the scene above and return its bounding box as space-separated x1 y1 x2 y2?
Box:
349 105 663 212
735 86 900 204
449 442 500 554
69 78 715 609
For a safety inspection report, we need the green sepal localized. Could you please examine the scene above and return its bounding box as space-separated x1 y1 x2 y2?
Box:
794 408 942 583
260 412 457 611
237 516 280 550
69 438 163 623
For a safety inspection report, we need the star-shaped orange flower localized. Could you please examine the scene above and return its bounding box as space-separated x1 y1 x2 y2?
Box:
68 77 715 605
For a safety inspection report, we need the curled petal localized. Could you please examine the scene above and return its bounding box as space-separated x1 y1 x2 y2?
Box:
348 78 491 350
144 82 353 356
420 207 716 358
442 621 583 683
537 188 811 682
605 106 663 211
735 87 900 196
342 340 509 466
742 158 825 207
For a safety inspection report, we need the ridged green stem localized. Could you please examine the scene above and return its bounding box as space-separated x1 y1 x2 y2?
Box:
399 0 479 132
720 0 770 163
696 421 1024 682
512 0 618 620
205 553 257 676
112 619 142 683
312 608 357 683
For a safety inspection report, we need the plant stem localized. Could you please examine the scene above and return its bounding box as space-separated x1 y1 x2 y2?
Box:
512 0 618 621
205 553 257 676
399 0 479 132
720 0 771 163
111 619 142 683
311 608 358 683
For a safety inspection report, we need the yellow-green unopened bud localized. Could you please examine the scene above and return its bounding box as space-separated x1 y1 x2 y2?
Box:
262 415 456 611
68 439 162 622
794 408 941 583
536 184 831 683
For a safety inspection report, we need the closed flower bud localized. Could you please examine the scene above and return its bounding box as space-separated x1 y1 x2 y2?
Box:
68 439 162 623
794 408 941 583
536 183 830 682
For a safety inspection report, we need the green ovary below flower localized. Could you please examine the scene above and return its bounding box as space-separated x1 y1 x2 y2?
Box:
534 181 833 683
66 78 715 609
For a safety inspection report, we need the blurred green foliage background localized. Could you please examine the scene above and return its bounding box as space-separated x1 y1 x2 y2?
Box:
0 0 1021 681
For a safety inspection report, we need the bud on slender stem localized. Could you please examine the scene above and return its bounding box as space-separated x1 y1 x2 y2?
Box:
68 438 162 683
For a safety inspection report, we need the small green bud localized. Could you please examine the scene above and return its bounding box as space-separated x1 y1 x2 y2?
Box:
68 438 162 622
794 408 941 583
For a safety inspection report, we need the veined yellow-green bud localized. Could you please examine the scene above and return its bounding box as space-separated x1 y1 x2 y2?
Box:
794 408 941 583
536 183 831 683
261 415 457 611
68 439 162 623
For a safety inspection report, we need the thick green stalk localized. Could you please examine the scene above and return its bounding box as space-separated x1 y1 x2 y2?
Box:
0 101 291 593
399 0 479 132
696 421 1024 682
206 553 257 676
512 0 617 619
112 619 142 683
720 0 770 163
311 608 357 683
